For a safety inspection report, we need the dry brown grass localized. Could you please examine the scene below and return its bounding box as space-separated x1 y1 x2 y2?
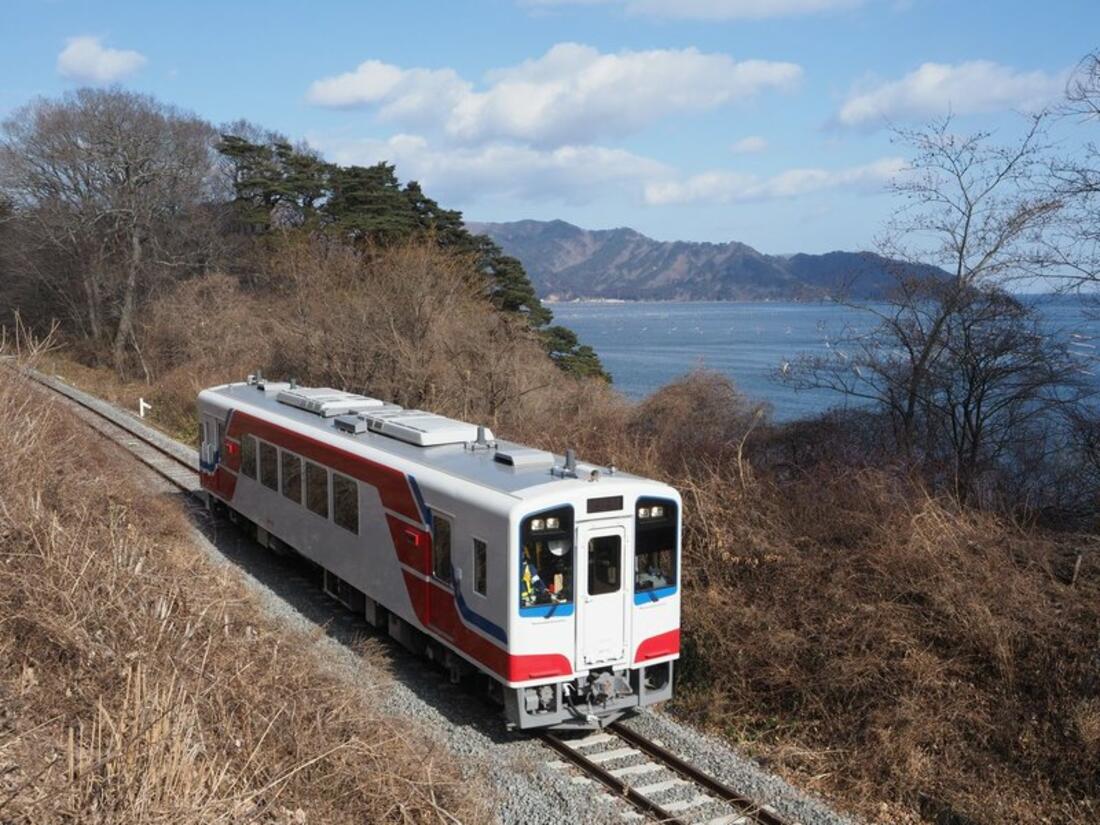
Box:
38 238 580 447
508 374 1100 824
0 364 493 824
674 473 1100 824
21 234 1100 823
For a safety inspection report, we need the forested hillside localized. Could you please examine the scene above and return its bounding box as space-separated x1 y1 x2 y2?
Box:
0 89 605 382
469 219 945 301
5 72 1100 825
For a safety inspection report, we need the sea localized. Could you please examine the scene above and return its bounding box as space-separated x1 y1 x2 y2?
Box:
551 297 1100 421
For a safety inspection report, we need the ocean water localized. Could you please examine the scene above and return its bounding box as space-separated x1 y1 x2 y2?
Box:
551 298 1100 421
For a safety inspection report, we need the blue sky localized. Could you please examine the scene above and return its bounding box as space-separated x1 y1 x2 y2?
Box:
2 0 1096 253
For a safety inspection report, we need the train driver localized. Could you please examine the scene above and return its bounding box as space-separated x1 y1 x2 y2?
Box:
521 542 569 606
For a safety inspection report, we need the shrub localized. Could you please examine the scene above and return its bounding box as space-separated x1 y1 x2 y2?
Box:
0 367 492 823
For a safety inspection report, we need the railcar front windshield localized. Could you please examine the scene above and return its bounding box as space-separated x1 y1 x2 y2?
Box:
519 506 574 611
635 498 677 593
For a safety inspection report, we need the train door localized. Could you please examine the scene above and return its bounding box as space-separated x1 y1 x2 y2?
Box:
577 523 627 667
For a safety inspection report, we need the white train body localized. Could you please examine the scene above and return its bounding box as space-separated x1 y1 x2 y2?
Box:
198 377 680 729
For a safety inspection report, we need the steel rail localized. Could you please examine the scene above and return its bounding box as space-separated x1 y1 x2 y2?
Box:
10 363 200 492
539 731 689 825
609 722 790 825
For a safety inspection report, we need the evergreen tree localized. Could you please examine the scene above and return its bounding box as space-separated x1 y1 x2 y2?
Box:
403 180 467 246
214 132 606 379
217 135 290 230
482 251 553 327
543 325 610 381
273 141 330 227
325 163 418 243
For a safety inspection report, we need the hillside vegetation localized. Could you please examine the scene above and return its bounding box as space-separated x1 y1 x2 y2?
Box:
5 84 1100 825
37 279 1100 824
0 363 492 824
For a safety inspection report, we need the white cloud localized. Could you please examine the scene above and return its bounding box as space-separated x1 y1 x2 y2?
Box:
57 36 147 83
524 0 864 20
311 133 671 205
313 129 903 209
644 156 905 205
837 61 1066 128
731 135 768 154
305 61 468 126
308 43 801 146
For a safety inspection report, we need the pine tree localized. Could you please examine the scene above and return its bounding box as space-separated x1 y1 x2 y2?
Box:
483 252 553 327
325 163 418 243
214 132 607 379
543 325 610 381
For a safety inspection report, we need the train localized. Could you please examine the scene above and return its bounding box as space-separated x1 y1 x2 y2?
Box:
197 375 681 729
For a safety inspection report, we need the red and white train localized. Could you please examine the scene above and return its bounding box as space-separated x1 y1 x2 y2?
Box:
198 376 680 729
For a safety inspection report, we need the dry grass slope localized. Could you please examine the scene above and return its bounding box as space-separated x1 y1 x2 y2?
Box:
505 372 1100 823
25 240 1100 824
0 364 492 824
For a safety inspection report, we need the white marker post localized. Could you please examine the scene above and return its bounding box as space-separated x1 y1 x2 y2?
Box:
138 398 152 418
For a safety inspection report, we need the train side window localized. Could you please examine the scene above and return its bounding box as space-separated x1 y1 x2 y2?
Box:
432 513 452 583
216 420 226 454
332 473 358 533
635 499 678 593
281 451 302 503
259 442 278 491
473 538 487 596
240 435 257 479
305 462 328 518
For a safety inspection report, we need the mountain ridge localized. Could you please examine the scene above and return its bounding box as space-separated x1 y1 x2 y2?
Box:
467 219 936 301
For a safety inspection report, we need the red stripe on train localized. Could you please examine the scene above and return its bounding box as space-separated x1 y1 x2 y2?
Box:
201 466 238 500
387 515 430 574
424 577 573 681
635 629 680 663
227 410 421 522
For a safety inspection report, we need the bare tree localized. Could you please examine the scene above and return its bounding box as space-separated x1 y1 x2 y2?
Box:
1043 51 1100 285
784 117 1089 504
878 117 1059 453
0 88 224 373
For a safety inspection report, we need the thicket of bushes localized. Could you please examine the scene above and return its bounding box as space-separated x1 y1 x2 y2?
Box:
33 248 1100 823
6 83 1100 825
0 364 492 823
506 371 1100 823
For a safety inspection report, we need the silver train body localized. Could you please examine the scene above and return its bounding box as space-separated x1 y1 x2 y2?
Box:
198 377 681 729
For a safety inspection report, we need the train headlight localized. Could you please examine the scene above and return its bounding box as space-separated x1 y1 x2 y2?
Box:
548 539 568 556
638 507 651 519
651 505 664 518
546 517 560 530
531 518 545 531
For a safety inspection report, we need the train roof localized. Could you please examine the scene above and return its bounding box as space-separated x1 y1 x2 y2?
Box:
201 379 668 501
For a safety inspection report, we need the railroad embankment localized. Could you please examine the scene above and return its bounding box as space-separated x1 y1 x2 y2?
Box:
38 343 1100 824
20 234 1100 824
0 365 492 823
513 373 1100 824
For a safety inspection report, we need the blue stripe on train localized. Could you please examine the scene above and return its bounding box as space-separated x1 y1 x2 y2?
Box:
407 475 432 529
634 585 677 605
452 574 508 644
520 603 575 618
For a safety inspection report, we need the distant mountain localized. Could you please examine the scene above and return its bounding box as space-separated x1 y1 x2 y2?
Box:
467 219 939 301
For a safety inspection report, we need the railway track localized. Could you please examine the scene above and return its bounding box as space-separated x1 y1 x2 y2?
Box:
11 363 202 495
542 722 792 825
12 363 795 825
